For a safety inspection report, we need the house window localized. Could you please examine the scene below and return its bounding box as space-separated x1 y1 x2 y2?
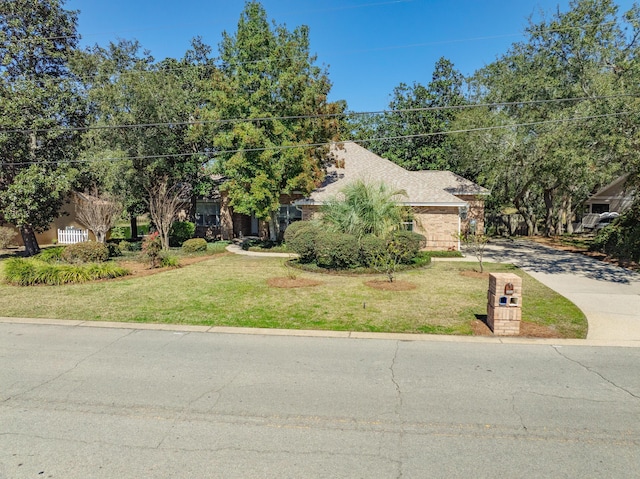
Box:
401 221 414 232
278 205 302 230
591 203 610 214
195 201 220 227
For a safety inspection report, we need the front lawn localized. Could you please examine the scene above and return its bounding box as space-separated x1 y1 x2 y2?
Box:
0 254 587 337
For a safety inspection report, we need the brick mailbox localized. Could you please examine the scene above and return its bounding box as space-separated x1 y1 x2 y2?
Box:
487 273 522 336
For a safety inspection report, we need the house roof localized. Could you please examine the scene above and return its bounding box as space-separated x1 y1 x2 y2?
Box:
585 174 631 204
409 170 490 196
296 142 486 207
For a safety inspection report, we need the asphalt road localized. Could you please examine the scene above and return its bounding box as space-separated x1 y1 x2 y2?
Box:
1 322 640 478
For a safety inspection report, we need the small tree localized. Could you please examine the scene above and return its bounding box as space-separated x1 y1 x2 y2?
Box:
458 231 489 273
74 191 123 243
372 239 404 283
145 178 190 250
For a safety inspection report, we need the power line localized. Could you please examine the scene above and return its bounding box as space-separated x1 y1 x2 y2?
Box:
0 94 634 135
2 110 634 167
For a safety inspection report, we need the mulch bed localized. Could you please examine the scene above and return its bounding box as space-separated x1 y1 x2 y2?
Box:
113 254 225 279
459 270 490 279
364 280 417 291
266 277 322 288
471 317 562 338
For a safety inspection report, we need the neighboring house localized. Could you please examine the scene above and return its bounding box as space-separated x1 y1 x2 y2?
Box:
293 142 489 250
4 198 94 248
584 175 634 214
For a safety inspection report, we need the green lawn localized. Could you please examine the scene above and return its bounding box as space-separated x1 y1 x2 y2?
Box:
0 255 587 338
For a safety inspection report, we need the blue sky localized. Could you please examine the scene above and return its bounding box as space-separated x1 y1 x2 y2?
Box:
65 0 636 112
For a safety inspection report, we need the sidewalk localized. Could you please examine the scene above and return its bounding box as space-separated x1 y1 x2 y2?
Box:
478 239 640 341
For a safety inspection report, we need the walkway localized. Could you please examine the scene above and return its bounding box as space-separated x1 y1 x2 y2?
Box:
479 239 640 341
225 243 295 258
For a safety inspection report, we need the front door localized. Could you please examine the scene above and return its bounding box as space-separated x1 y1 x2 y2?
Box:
250 214 259 236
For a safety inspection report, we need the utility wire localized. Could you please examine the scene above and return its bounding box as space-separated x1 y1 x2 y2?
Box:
2 110 634 167
0 94 634 135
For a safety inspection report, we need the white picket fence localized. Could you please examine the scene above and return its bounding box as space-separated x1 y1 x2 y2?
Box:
57 228 89 244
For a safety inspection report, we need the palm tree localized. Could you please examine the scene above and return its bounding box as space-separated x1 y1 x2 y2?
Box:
321 180 407 238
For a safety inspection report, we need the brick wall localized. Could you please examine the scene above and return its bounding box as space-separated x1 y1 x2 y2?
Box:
412 206 459 250
458 195 486 234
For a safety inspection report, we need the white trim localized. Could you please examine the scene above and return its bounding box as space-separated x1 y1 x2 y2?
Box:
457 215 461 251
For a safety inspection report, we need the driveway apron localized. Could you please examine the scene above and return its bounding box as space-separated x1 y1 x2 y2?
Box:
480 239 640 341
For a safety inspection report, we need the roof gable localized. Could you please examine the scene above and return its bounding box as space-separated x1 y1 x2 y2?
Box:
301 142 483 206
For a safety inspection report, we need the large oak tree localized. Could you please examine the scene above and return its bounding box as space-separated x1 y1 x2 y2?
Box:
0 0 84 255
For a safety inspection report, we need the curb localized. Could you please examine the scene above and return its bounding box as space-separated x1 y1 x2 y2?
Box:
2 316 639 348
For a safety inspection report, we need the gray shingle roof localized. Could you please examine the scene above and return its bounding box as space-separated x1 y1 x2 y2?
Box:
298 142 484 206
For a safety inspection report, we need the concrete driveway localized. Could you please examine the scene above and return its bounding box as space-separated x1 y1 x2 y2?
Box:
479 239 640 342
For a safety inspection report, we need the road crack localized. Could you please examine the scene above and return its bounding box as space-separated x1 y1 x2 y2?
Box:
2 329 135 403
552 346 640 401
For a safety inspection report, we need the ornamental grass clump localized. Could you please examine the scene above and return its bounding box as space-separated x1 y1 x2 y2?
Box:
2 258 128 286
36 246 66 262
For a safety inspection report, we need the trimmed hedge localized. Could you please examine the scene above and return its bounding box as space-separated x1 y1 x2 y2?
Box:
389 230 426 264
315 231 360 269
285 221 322 263
182 238 208 253
359 235 388 267
61 241 109 263
285 222 428 270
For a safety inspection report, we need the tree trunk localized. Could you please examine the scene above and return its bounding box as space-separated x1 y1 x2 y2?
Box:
543 188 556 237
130 215 138 239
20 224 40 256
565 196 574 234
220 194 234 240
268 213 278 242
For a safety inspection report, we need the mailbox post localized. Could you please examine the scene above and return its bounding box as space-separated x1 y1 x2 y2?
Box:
487 273 522 336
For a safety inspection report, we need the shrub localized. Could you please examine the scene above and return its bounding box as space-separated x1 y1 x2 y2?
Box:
159 252 180 267
0 226 17 249
285 221 322 263
359 235 388 267
3 258 129 286
315 231 360 269
142 232 163 267
106 242 122 258
169 221 196 247
109 226 127 240
61 241 109 263
389 230 426 263
182 237 208 253
36 246 66 262
119 240 141 252
591 205 640 262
